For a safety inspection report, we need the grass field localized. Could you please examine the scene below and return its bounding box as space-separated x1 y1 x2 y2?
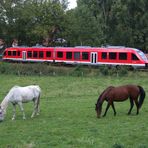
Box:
0 73 148 148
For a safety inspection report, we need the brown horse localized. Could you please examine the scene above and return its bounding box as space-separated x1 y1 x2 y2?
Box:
95 85 145 118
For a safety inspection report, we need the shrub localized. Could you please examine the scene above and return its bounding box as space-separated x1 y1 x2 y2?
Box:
118 66 128 76
99 65 109 76
112 143 124 148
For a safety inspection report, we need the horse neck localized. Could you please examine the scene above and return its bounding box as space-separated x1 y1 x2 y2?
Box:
97 91 106 105
98 86 114 104
1 96 9 114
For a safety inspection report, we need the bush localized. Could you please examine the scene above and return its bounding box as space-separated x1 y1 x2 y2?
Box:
0 62 131 77
69 65 89 77
99 65 109 76
112 143 124 148
118 66 128 76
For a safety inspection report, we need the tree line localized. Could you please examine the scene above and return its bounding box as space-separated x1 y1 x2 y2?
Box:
0 0 148 52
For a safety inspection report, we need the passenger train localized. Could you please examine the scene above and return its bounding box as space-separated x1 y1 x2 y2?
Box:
2 46 148 68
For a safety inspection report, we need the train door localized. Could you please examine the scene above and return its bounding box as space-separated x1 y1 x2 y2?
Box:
22 51 26 60
91 52 97 64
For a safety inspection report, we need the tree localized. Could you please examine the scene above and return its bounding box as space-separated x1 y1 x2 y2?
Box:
0 0 67 46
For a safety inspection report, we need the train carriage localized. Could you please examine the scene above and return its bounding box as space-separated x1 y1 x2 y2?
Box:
2 46 148 68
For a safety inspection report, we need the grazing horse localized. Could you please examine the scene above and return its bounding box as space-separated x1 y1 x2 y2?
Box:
0 85 41 120
95 85 145 118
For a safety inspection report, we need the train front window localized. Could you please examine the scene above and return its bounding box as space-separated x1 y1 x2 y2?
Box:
82 52 89 60
57 52 63 58
4 51 6 56
137 50 147 61
74 52 80 60
109 52 116 59
66 52 72 59
132 54 139 60
119 53 127 60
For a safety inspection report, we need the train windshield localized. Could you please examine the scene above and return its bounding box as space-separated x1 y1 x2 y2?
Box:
137 50 148 61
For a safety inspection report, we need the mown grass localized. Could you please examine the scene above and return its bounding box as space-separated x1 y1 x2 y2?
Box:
0 73 148 148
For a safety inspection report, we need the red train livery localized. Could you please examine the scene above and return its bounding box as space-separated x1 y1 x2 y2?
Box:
2 46 148 68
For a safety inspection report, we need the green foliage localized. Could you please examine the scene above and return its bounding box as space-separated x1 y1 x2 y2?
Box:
99 65 128 77
1 0 148 50
100 65 109 76
0 62 140 78
0 0 67 45
112 143 124 148
118 66 128 76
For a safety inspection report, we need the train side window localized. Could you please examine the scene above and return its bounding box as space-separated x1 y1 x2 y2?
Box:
27 51 32 58
18 51 20 56
132 54 139 60
46 51 51 57
57 52 63 58
82 52 89 60
8 51 11 56
109 52 116 59
12 51 16 56
39 51 43 58
66 52 72 59
33 51 38 58
102 52 107 59
74 52 80 60
119 53 127 60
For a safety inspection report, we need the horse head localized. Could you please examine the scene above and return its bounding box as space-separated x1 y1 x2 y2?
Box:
95 86 114 118
95 102 102 118
0 105 4 122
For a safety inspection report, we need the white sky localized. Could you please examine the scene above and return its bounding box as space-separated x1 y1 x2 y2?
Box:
68 0 77 9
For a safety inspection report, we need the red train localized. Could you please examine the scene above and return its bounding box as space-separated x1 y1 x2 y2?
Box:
2 46 148 68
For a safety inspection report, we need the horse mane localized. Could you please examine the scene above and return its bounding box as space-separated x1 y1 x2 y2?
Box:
97 86 114 104
11 85 20 89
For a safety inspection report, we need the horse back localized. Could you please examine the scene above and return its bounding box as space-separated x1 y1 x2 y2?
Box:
7 85 41 102
108 85 140 101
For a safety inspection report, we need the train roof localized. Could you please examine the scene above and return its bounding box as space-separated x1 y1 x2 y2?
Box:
5 46 143 53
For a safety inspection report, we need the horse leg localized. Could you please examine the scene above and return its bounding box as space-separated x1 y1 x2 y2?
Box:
18 102 26 119
102 102 110 117
36 96 40 116
31 98 39 118
31 100 37 118
128 98 134 115
12 104 16 120
111 102 116 116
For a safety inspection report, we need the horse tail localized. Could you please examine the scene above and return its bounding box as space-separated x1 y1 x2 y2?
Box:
138 86 146 109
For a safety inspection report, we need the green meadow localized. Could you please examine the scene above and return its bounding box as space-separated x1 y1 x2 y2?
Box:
0 73 148 148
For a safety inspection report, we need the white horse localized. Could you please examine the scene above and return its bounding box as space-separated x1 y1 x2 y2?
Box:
0 85 41 120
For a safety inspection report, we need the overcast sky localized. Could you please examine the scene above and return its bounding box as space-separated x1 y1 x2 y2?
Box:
68 0 77 9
